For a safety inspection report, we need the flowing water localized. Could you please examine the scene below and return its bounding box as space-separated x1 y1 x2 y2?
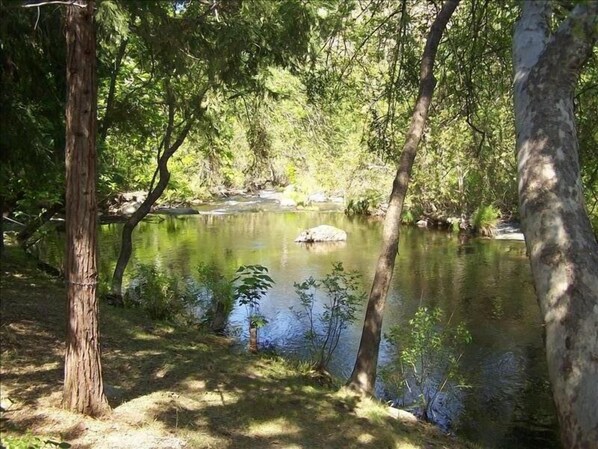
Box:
40 197 560 448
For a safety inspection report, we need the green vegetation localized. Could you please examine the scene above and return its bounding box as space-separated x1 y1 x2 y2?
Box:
471 204 501 237
124 263 198 323
382 307 472 423
292 262 365 371
2 1 596 234
234 265 275 353
0 247 477 449
195 262 236 334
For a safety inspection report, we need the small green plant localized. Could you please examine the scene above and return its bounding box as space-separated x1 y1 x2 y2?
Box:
345 189 384 216
196 262 235 334
382 306 471 423
125 264 197 323
471 204 500 236
1 433 70 449
292 262 365 371
234 265 274 353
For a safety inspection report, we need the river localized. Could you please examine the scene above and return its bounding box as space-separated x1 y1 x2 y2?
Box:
39 197 560 449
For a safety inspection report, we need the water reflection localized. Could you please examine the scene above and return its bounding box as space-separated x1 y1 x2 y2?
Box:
39 211 560 449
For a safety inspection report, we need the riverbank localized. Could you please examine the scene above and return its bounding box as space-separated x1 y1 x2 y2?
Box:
0 246 477 449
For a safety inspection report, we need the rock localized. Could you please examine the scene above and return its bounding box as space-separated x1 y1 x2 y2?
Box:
121 201 142 215
494 222 525 241
280 198 297 207
153 207 199 215
416 219 428 227
295 225 347 243
308 192 328 203
387 406 418 423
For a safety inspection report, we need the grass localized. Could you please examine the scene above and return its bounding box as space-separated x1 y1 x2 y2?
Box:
0 245 478 449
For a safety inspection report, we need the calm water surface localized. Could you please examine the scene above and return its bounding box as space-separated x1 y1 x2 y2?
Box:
41 202 560 449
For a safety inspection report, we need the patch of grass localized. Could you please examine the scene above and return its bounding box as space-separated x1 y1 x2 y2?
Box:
471 204 500 237
1 245 477 449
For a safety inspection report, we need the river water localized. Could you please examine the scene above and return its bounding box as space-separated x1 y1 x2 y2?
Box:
40 197 560 448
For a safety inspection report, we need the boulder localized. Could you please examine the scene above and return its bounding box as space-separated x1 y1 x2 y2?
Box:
153 207 199 215
295 225 347 243
387 406 418 424
308 192 328 203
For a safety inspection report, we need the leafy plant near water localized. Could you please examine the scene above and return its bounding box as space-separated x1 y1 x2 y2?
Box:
234 265 274 353
292 262 365 371
471 204 500 236
195 262 235 334
345 189 384 216
125 264 197 323
381 306 471 423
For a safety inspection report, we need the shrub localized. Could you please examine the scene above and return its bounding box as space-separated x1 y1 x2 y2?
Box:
234 265 274 353
125 264 197 323
471 204 500 236
381 306 471 423
345 189 384 216
196 262 235 334
292 262 365 371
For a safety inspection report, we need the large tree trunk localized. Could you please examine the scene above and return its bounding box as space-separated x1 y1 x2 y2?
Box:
513 2 598 447
62 0 109 416
110 94 195 302
346 0 460 395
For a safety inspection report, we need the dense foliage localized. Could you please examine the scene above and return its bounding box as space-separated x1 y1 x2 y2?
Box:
1 0 596 231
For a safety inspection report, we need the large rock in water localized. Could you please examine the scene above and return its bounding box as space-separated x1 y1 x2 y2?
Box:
295 225 347 243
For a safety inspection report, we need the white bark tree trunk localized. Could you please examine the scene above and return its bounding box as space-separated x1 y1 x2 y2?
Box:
513 2 598 447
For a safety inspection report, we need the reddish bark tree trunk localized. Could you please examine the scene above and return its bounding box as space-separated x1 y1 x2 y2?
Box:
347 0 460 395
63 0 109 416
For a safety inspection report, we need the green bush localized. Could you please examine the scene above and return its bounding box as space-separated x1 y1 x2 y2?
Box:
125 264 197 323
196 262 235 334
345 189 385 216
382 306 471 423
234 265 274 352
292 262 365 371
471 204 500 236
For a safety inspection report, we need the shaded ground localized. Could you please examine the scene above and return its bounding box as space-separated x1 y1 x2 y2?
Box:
0 247 477 449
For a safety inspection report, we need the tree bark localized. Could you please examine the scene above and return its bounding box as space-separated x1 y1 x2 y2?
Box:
248 323 258 353
513 2 598 447
62 0 110 416
110 93 196 302
347 0 460 395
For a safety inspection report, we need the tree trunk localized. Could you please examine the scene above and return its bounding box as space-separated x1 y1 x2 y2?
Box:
110 96 195 302
513 2 598 447
346 0 460 395
62 0 109 416
248 322 258 353
17 201 63 246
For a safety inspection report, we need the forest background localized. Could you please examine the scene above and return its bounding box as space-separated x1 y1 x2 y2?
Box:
1 0 596 232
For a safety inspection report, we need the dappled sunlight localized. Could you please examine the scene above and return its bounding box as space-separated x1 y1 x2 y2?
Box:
1 248 478 449
246 417 300 436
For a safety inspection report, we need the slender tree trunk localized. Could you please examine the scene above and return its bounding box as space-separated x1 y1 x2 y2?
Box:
98 38 128 146
347 0 460 395
17 201 63 246
62 0 109 416
248 323 258 353
110 97 195 301
513 2 598 447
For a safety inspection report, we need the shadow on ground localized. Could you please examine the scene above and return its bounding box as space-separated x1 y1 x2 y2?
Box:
1 248 471 449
